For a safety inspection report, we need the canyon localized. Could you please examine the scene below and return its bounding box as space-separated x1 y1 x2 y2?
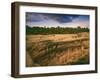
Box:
26 32 89 67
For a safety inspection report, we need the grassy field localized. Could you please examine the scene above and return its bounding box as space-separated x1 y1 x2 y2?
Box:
26 32 89 67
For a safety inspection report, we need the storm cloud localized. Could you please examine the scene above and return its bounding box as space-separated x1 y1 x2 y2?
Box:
26 12 89 28
26 12 80 23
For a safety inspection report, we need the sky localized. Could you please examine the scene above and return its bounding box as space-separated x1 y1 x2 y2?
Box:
26 12 90 28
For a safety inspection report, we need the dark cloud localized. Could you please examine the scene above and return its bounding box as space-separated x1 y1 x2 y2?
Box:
26 12 80 23
48 14 80 23
71 15 80 19
26 13 43 22
55 16 72 23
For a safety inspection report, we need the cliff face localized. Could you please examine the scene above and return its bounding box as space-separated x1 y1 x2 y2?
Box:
26 32 89 67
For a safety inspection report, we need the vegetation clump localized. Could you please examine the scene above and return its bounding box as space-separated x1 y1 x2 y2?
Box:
26 25 89 35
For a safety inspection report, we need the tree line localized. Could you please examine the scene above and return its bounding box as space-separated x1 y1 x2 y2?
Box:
26 25 89 35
